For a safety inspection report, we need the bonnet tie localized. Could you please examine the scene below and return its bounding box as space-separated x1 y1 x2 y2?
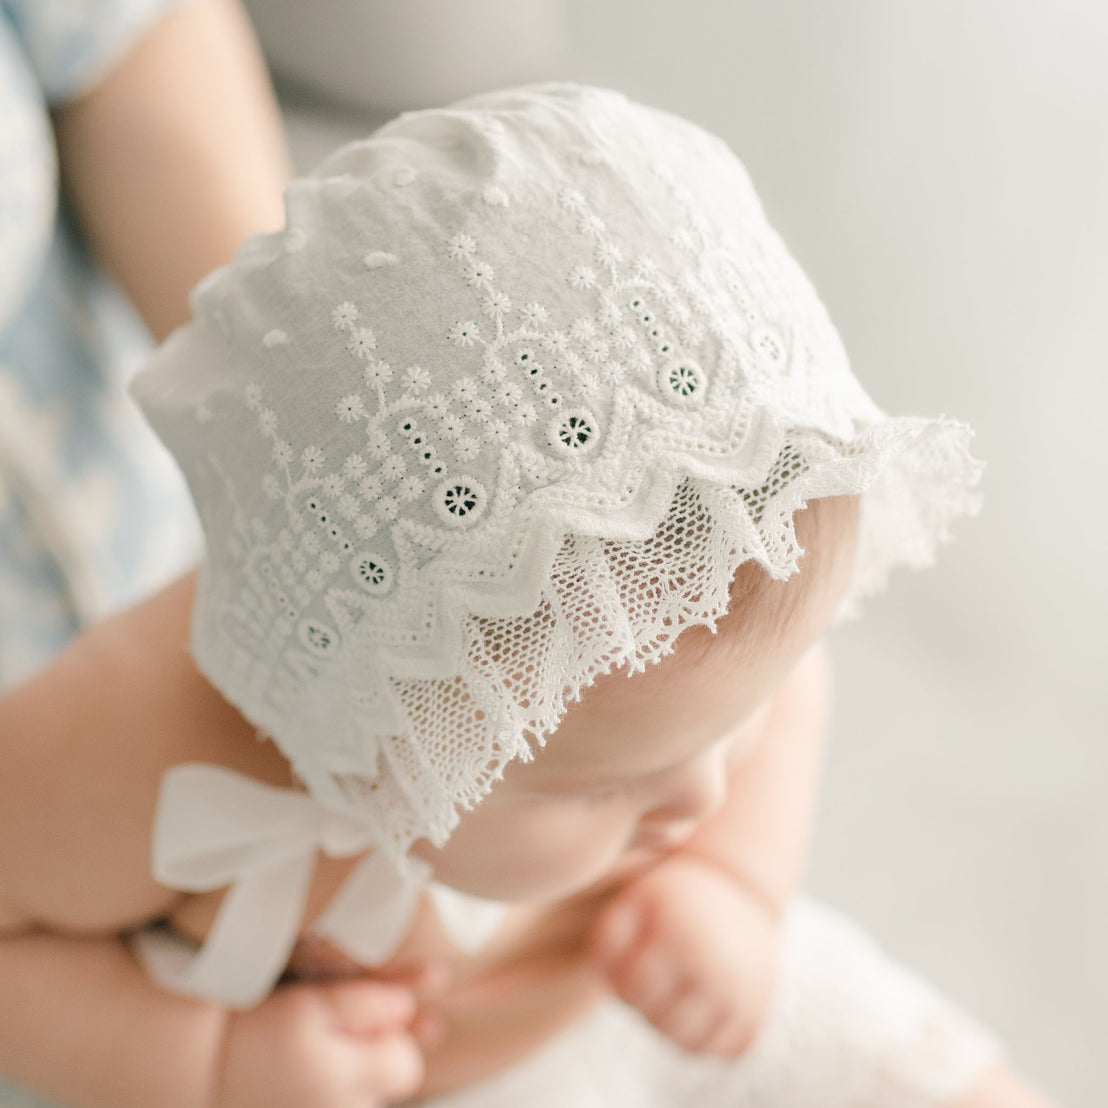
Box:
133 763 505 1008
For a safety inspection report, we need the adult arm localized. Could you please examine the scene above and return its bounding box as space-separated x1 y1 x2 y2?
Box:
51 0 292 342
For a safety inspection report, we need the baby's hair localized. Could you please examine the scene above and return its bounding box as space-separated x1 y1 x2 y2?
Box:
683 494 860 667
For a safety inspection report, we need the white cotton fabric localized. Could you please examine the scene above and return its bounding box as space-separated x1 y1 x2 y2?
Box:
132 84 983 1004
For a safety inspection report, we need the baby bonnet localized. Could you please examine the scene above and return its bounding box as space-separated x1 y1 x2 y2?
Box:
134 83 981 870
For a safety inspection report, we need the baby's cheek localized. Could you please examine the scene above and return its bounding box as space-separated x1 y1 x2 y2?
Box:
429 803 633 901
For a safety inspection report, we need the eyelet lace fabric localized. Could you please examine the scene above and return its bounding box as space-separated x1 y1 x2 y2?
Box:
133 84 982 869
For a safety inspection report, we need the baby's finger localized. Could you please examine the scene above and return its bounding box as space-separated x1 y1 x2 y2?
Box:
701 1011 763 1059
323 978 418 1034
590 900 644 969
356 1030 426 1103
613 942 683 1018
656 988 721 1053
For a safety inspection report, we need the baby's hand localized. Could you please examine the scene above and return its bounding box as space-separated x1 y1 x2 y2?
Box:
215 977 426 1108
589 854 780 1058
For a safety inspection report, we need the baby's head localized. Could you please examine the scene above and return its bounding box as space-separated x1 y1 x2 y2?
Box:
134 84 979 883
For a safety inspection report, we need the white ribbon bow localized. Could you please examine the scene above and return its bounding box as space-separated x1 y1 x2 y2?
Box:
134 764 505 1009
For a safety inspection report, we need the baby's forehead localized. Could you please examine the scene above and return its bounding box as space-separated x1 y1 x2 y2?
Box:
508 495 859 790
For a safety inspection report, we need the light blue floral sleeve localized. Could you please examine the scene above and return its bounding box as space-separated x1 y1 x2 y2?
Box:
0 3 199 1098
2 0 188 103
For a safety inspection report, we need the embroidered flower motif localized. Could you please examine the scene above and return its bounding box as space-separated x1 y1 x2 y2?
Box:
481 291 511 317
447 320 480 347
540 332 569 356
402 365 431 394
365 426 391 459
272 441 293 466
446 232 477 259
562 351 584 376
611 325 636 351
262 474 282 500
354 514 379 540
377 495 400 521
596 240 623 268
569 319 595 343
753 329 785 363
351 553 393 594
440 414 466 441
343 454 368 480
598 298 623 327
381 454 407 481
435 476 487 526
568 265 597 290
305 569 324 592
452 377 480 404
263 329 289 348
319 551 341 575
576 215 604 241
456 436 481 462
660 361 706 401
358 473 384 501
423 393 449 419
347 328 377 360
332 303 359 330
337 493 360 520
559 188 586 213
257 409 278 437
520 302 549 327
467 395 493 422
397 474 426 502
301 445 326 474
364 360 394 386
495 380 523 407
320 474 345 500
336 395 367 423
549 409 599 454
298 619 338 657
461 260 495 290
244 383 264 410
482 352 506 379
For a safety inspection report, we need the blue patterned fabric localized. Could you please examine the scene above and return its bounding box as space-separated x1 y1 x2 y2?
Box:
0 0 199 697
1 8 198 1097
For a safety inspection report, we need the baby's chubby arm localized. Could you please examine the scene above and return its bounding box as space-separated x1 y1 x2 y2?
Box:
589 640 832 1056
0 575 432 1108
0 928 425 1108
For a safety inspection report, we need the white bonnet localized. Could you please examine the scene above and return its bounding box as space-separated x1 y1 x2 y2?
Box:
133 83 981 867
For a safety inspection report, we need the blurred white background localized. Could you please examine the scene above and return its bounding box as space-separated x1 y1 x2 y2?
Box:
241 2 1107 1103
